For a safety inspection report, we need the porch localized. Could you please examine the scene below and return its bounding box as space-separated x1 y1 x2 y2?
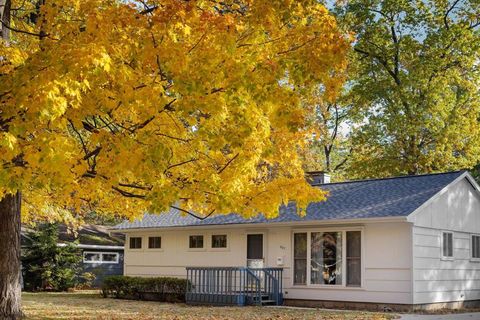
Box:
185 267 283 306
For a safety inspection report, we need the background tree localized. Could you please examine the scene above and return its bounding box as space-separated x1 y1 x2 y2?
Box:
334 0 480 178
0 0 349 317
301 87 354 181
22 223 84 292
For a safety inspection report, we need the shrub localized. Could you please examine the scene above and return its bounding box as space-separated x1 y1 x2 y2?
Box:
102 276 190 302
76 272 97 290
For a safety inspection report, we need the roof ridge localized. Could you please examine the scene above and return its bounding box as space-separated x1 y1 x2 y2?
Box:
311 170 466 186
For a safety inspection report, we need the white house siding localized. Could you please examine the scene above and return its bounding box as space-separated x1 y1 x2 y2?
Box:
409 177 480 305
122 220 413 305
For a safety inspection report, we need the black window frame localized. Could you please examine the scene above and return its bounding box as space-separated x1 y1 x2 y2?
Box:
129 237 142 249
189 235 204 249
148 236 162 249
211 234 228 249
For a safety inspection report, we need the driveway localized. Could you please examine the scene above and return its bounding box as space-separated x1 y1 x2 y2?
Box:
400 313 480 320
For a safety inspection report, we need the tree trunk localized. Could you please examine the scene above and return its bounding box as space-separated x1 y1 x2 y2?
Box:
0 192 23 320
0 2 21 318
0 0 11 41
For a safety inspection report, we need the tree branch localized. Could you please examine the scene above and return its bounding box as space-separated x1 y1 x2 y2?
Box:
171 205 216 220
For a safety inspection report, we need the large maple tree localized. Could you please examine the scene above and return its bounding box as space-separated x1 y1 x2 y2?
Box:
0 0 348 317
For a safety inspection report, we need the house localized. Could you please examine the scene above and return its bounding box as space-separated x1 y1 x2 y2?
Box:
111 170 480 311
22 224 125 287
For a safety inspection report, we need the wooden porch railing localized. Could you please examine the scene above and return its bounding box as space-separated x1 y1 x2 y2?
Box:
185 267 283 306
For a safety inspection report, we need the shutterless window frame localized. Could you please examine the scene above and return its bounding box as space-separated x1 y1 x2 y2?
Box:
441 231 454 259
292 228 363 288
83 251 120 264
129 236 143 249
189 235 205 249
148 236 162 249
211 234 228 249
471 234 480 260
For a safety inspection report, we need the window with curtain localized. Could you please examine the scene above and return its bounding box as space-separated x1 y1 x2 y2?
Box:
293 230 362 287
311 232 342 285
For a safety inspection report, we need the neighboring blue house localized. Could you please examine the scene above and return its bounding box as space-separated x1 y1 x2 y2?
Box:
22 224 125 287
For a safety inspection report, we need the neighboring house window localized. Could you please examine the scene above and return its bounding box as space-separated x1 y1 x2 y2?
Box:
83 251 119 264
211 235 227 248
148 236 161 249
293 230 362 287
189 235 204 249
130 237 142 249
472 235 480 259
442 232 453 258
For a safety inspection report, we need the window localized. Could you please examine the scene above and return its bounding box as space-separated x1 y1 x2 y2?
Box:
472 235 480 259
293 230 362 287
293 233 307 285
211 235 227 248
346 231 361 286
148 236 161 249
442 232 453 258
129 237 142 249
83 252 119 264
311 232 342 285
83 252 101 263
189 235 204 249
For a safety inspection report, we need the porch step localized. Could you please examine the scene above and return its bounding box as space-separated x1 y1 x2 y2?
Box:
260 299 277 305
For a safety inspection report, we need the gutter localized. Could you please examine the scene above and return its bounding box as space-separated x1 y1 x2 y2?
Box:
109 216 409 233
57 243 124 250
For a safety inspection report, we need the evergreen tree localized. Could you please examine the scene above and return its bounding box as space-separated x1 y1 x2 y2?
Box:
22 223 82 291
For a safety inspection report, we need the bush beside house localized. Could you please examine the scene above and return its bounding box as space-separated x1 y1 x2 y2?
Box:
102 276 189 302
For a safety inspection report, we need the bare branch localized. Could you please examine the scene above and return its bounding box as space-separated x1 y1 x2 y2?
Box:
218 153 239 174
171 205 216 220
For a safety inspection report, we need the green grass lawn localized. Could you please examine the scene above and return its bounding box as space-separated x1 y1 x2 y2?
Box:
22 291 395 320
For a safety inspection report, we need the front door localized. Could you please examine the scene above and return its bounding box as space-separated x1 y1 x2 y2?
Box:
247 234 264 268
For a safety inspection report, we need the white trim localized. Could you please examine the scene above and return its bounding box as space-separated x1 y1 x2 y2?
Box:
57 243 124 250
83 251 120 264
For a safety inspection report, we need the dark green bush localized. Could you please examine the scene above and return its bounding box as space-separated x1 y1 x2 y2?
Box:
102 276 190 302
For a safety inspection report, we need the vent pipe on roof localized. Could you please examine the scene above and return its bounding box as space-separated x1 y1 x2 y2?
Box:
306 171 331 185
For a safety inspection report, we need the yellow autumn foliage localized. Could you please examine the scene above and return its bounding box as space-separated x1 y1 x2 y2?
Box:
0 0 349 222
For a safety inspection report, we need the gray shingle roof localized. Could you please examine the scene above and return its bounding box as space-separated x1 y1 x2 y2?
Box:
113 171 465 230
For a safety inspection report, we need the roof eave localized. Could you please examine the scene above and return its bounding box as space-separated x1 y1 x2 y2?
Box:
110 215 409 233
